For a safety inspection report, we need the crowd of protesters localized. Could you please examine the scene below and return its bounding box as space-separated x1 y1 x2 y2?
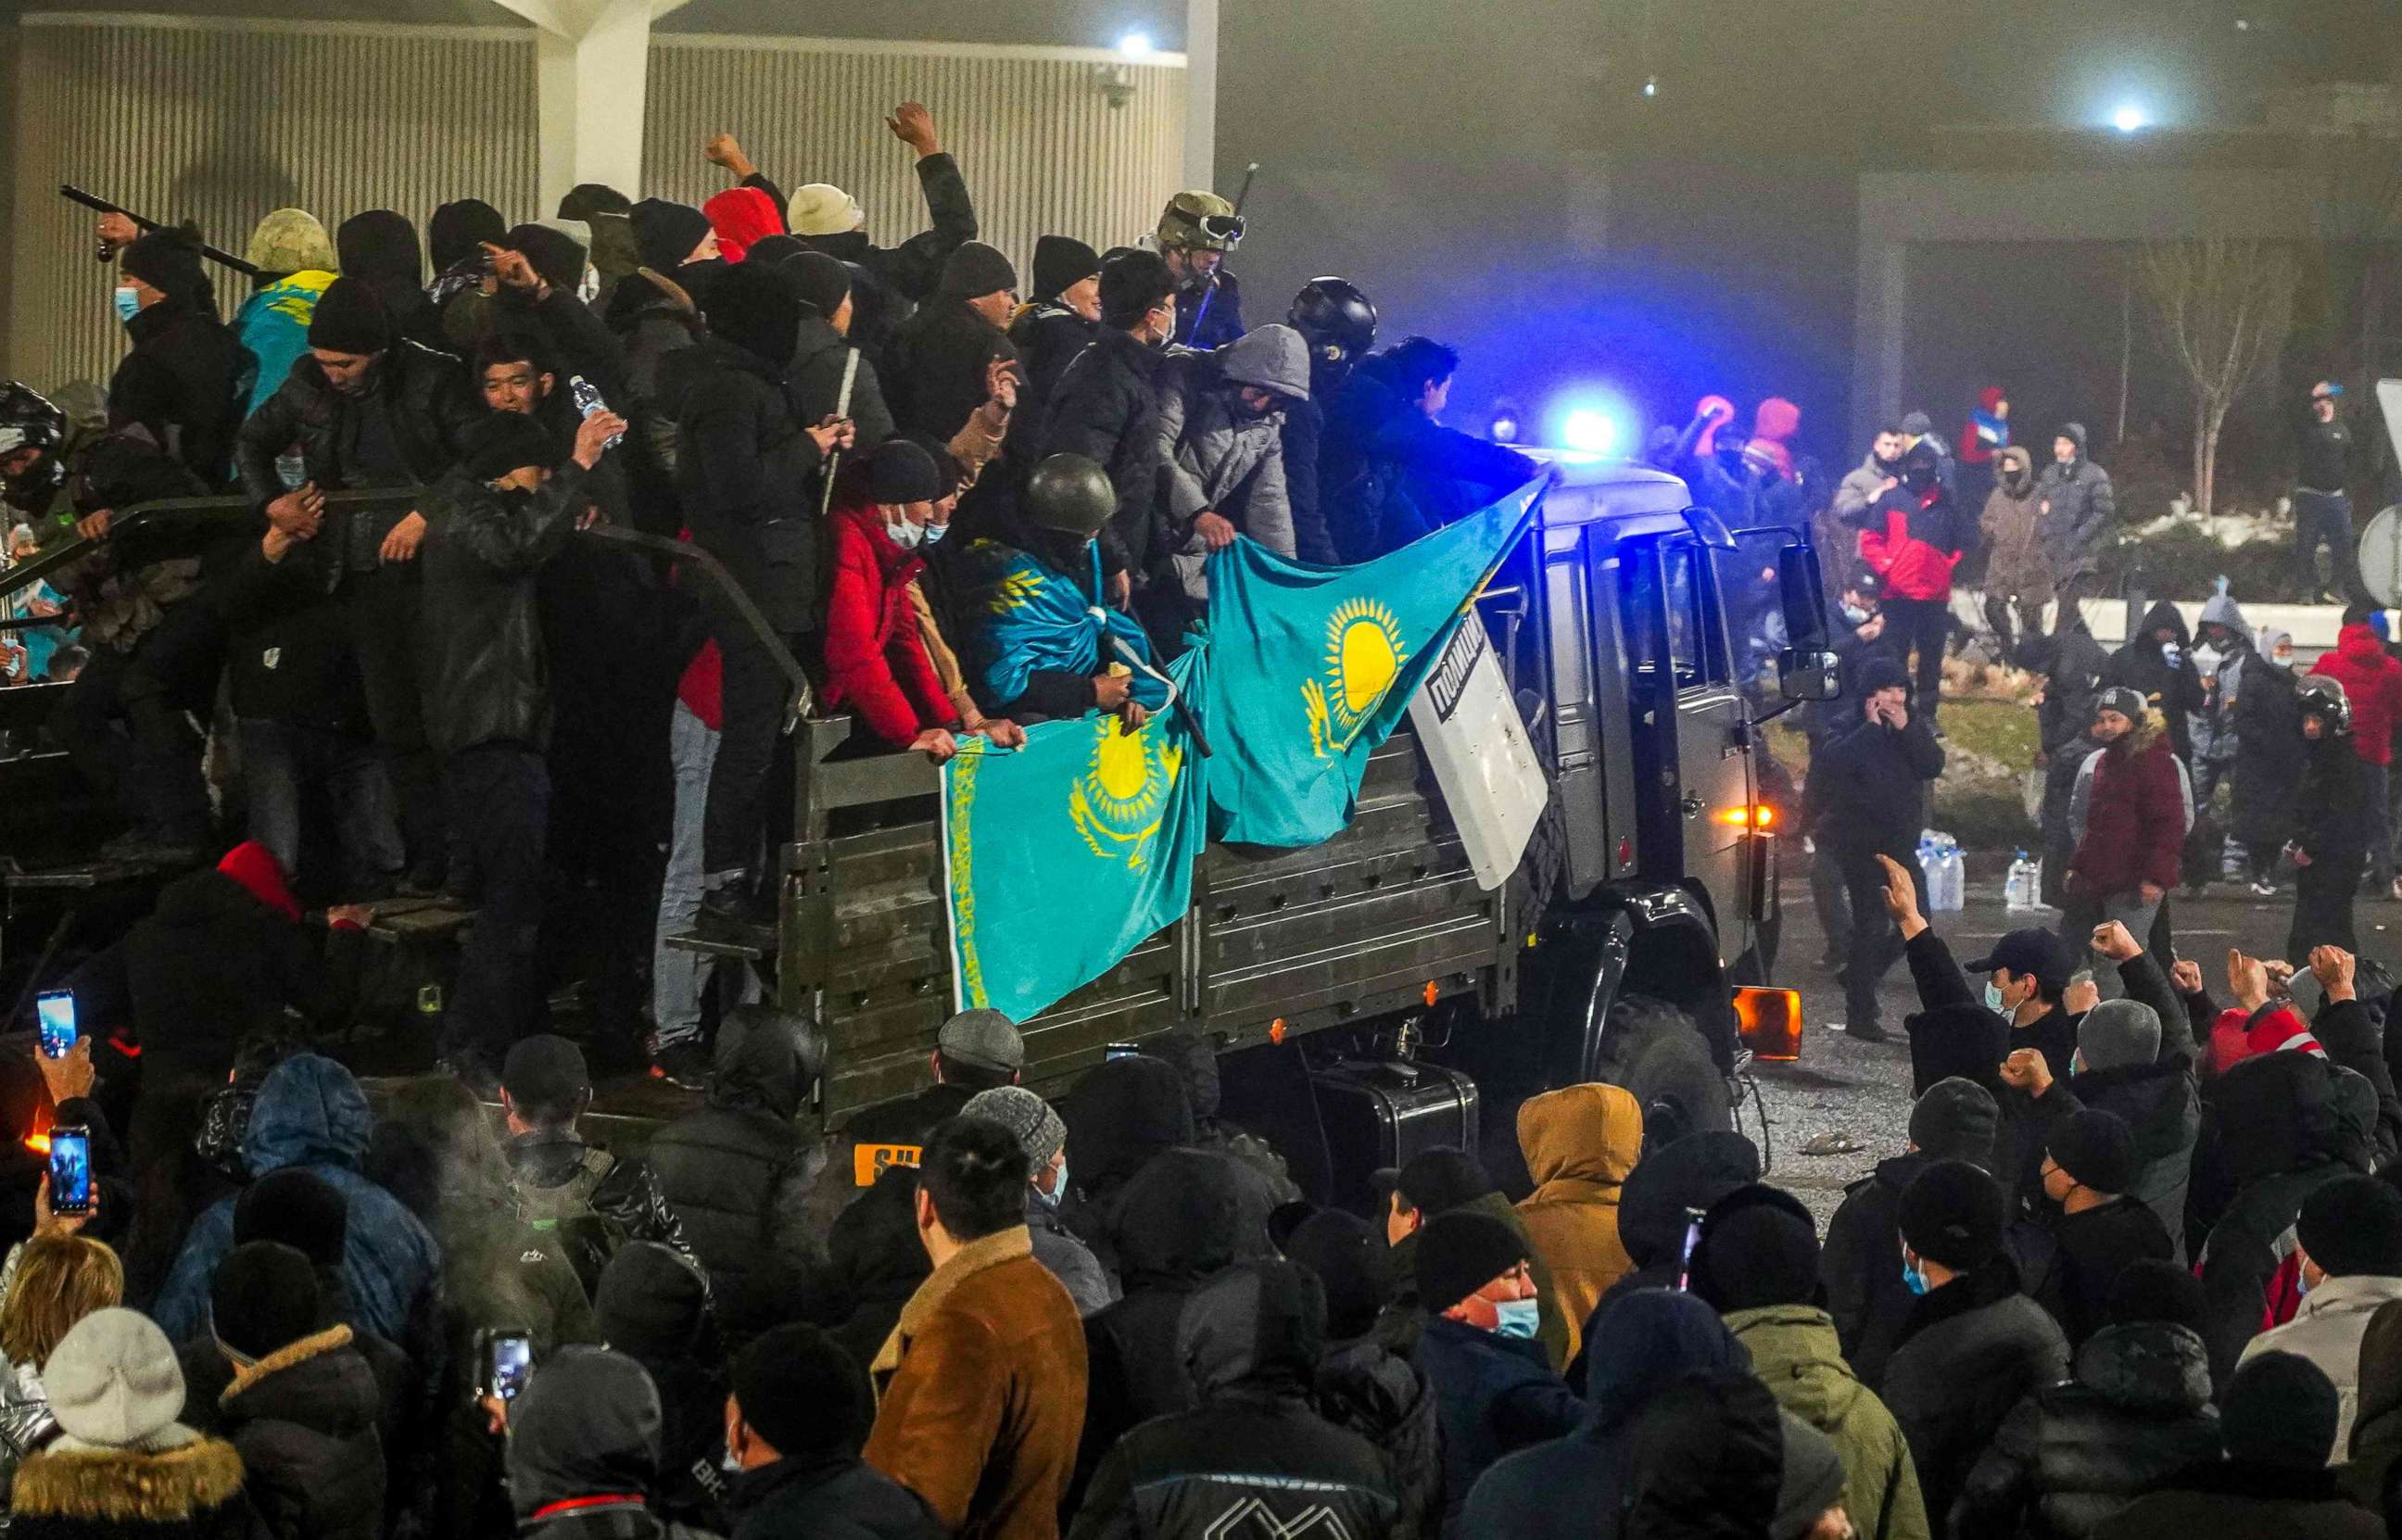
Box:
0 102 1541 1091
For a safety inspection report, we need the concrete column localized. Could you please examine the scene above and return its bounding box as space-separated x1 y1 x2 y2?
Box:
1851 238 1908 451
1182 0 1217 192
497 0 691 213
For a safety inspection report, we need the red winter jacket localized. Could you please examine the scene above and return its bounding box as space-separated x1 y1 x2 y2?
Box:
1856 486 1963 600
2067 729 2184 898
823 505 960 746
2307 623 2402 766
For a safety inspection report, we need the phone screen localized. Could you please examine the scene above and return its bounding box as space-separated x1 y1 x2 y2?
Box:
488 1333 533 1402
1674 1206 1706 1292
35 991 75 1061
47 1128 92 1216
1103 1043 1142 1061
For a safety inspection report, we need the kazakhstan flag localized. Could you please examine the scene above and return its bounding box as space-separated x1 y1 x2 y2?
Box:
941 646 1208 1023
1203 477 1544 847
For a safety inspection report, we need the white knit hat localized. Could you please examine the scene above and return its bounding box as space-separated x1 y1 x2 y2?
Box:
788 183 866 238
44 1308 186 1447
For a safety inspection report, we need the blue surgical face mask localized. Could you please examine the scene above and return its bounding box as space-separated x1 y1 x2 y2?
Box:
1842 603 1872 626
1983 980 2006 1013
1902 1262 1928 1297
1036 1155 1067 1207
922 519 949 547
1493 1298 1542 1340
2161 643 2182 668
112 285 141 324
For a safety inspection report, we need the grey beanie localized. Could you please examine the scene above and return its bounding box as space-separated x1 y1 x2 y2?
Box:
964 1085 1067 1175
1773 1413 1849 1540
1908 1077 1999 1168
2078 998 2162 1073
44 1307 186 1448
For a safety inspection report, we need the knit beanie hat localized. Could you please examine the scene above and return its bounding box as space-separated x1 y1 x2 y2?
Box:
962 1085 1066 1176
745 234 806 268
305 277 394 356
119 224 205 300
1773 1414 1848 1540
594 1242 709 1360
428 198 506 273
788 183 866 238
1031 235 1102 300
505 221 587 293
234 1168 348 1269
335 209 423 286
2297 1174 2402 1278
2078 999 2162 1072
211 1242 322 1361
937 241 1019 301
865 438 942 506
707 262 802 369
901 432 964 500
631 198 714 274
2095 686 2147 723
2105 1257 2208 1334
732 1322 872 1458
247 208 336 276
44 1308 186 1447
1413 1210 1527 1314
1900 410 1933 436
2047 1108 2138 1194
781 251 853 317
1100 249 1174 328
1898 1159 2005 1270
2222 1351 2341 1469
1691 1184 1821 1313
1283 1208 1388 1341
557 183 631 221
461 411 558 482
1909 1078 1999 1168
1394 1147 1494 1218
217 839 301 922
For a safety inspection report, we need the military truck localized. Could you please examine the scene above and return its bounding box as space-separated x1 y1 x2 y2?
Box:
695 454 1836 1154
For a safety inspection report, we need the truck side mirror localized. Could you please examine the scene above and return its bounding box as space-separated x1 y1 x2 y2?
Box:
1777 647 1840 701
1776 543 1828 650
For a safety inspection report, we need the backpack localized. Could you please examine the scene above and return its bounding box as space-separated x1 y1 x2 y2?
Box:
512 1146 630 1296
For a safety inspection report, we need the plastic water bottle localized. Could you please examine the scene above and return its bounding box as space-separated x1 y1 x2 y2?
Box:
1937 836 1966 913
568 374 623 449
2004 851 2035 911
1917 833 1940 900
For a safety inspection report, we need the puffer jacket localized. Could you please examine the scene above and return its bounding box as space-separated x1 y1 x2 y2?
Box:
1318 352 1537 563
504 1127 696 1299
1826 1153 1945 1389
2067 715 2186 898
215 1325 386 1540
110 296 251 488
2310 622 2402 767
1859 481 1966 600
606 266 702 533
234 342 480 560
1006 299 1098 454
1066 1261 1398 1540
1041 327 1168 574
417 461 586 756
152 1055 440 1346
2012 1054 2201 1261
2035 424 2116 578
821 502 958 745
2295 728 2371 863
1726 1305 1929 1540
1877 1256 2071 1527
791 309 894 458
2235 1272 2402 1459
1513 1084 1641 1362
2195 1051 2352 1388
8 1433 257 1540
1155 327 1306 595
645 1014 824 1345
1953 1320 2220 1540
2231 634 2303 849
1316 1335 1440 1540
0 1357 55 1526
1978 446 2048 603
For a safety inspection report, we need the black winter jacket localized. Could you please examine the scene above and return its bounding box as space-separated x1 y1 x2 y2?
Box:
1877 1256 2071 1527
1040 327 1168 574
792 309 894 460
234 343 480 561
418 463 585 755
2012 1055 2200 1262
216 1325 387 1540
793 152 980 306
503 1128 698 1299
1812 712 1946 855
2295 731 2371 862
1317 1335 1440 1540
9 1436 260 1540
607 268 703 535
2104 602 2204 761
2014 1197 2175 1348
729 1452 940 1540
1008 302 1098 449
58 868 360 1079
1320 358 1537 563
661 335 826 631
111 297 251 487
210 539 366 731
2231 650 2304 848
646 1020 825 1346
1953 1320 2220 1540
1825 1153 1938 1389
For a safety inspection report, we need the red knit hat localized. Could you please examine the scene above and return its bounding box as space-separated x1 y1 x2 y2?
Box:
702 187 785 264
217 840 300 922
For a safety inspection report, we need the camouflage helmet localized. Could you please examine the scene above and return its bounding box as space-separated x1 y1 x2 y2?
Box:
1157 190 1245 254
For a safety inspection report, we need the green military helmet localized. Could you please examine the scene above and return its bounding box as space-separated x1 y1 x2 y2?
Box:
1023 454 1117 537
1157 190 1245 254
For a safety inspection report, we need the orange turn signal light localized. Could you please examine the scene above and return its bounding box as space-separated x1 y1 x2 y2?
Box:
1733 986 1804 1062
1715 803 1776 831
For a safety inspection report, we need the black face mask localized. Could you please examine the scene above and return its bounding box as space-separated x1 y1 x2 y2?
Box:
1903 464 1939 494
2 454 62 514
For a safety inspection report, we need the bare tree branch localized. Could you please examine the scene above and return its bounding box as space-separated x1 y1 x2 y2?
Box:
2141 238 2299 516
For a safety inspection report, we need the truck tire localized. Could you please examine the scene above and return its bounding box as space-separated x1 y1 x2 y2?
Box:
1597 995 1732 1154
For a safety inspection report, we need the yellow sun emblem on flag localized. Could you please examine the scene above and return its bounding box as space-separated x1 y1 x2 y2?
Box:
1068 712 1182 868
1304 597 1408 759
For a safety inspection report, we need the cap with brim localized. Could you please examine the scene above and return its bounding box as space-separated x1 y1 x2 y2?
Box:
937 1009 1024 1075
1963 928 2074 994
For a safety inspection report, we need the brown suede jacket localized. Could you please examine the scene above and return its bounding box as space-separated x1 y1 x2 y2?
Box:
866 1226 1087 1540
